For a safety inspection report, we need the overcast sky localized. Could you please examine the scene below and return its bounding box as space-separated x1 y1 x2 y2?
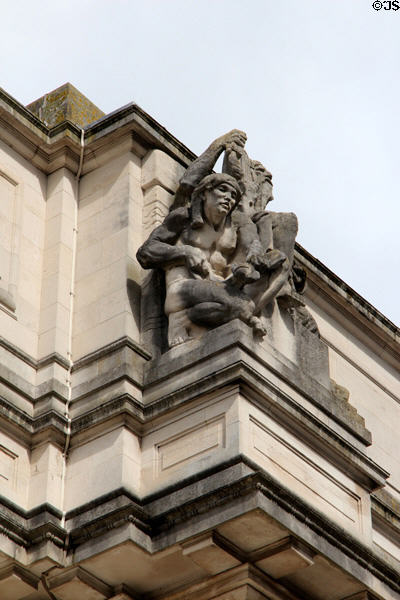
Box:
1 0 399 325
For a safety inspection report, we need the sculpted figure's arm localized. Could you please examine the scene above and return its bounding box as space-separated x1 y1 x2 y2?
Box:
136 208 210 277
174 130 247 207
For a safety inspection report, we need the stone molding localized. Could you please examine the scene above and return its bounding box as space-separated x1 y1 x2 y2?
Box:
371 490 400 557
295 244 400 365
72 335 151 371
0 336 70 370
0 457 398 596
0 323 387 488
143 320 372 445
0 88 195 177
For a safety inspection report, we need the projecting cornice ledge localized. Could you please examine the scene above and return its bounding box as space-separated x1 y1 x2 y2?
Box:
0 88 196 176
295 244 400 368
0 460 398 597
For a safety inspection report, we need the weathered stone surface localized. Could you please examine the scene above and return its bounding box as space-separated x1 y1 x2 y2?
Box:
0 565 39 599
27 82 104 128
137 130 314 350
253 538 314 579
0 85 399 600
48 566 112 600
182 533 241 575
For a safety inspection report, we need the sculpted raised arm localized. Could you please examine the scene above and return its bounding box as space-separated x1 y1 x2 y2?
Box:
174 130 247 207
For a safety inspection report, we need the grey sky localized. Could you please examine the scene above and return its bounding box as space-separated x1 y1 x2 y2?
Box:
1 0 399 324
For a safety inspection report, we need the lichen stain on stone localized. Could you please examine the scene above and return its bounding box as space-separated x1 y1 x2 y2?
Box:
26 82 105 128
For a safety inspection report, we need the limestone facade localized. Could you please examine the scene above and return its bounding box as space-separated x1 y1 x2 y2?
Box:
0 83 398 599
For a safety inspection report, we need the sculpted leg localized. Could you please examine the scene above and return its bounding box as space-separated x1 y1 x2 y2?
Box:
248 258 291 316
188 302 230 326
166 278 266 344
187 289 263 334
165 281 232 347
168 309 193 348
189 297 266 336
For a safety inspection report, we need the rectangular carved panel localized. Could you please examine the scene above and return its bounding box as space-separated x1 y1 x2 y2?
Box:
158 416 225 472
0 171 19 311
0 173 16 288
0 444 17 486
251 417 361 529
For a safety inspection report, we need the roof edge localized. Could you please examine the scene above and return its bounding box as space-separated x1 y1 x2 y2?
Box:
0 87 397 346
295 243 399 346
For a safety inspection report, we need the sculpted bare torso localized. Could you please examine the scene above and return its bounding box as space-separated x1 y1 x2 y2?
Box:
136 129 300 348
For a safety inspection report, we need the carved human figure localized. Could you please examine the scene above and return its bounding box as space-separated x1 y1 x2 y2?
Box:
137 130 305 348
223 140 316 335
222 142 302 304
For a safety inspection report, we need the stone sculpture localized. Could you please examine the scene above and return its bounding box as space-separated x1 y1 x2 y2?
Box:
137 130 314 348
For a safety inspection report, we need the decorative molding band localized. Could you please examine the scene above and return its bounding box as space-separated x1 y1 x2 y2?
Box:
37 353 70 370
0 395 68 437
0 288 16 312
0 335 148 374
0 336 69 370
0 359 387 492
295 244 399 340
371 490 400 540
143 318 369 439
71 395 145 434
72 336 151 372
0 457 398 593
1 88 196 177
0 89 49 134
144 328 373 446
0 336 37 369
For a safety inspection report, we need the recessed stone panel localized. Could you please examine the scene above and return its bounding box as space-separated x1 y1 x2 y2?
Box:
182 534 241 575
157 416 225 473
0 444 17 487
250 417 361 532
0 171 18 312
255 542 314 579
48 566 112 600
0 565 38 600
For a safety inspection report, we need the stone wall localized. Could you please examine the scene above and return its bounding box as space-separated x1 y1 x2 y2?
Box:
0 84 398 600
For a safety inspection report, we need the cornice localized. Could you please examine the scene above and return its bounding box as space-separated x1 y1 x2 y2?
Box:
0 459 397 595
0 363 386 493
295 244 400 365
72 335 151 371
0 88 196 176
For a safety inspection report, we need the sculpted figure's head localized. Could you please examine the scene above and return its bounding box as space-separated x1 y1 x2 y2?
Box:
250 161 272 184
190 174 241 229
250 160 274 210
